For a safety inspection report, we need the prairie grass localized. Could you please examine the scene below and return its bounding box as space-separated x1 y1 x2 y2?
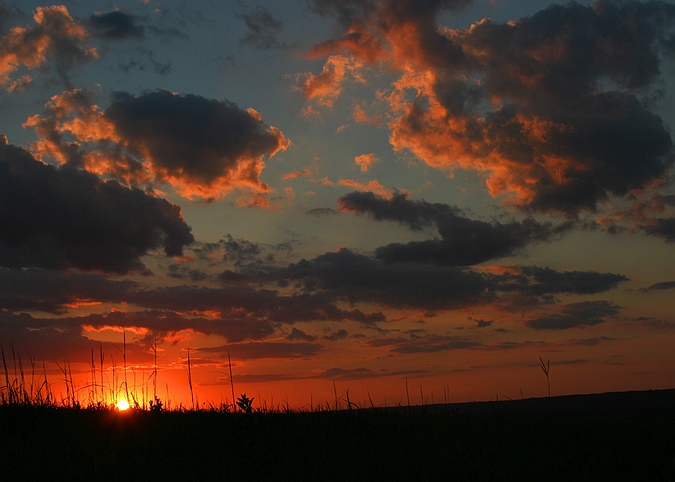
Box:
2 346 675 480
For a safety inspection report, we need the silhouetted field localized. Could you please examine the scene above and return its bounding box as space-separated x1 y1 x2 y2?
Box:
2 390 674 481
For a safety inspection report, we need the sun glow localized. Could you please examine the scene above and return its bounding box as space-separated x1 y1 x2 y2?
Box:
116 399 130 411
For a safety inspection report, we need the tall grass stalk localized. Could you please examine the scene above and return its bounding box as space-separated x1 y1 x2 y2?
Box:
405 378 411 414
539 356 551 411
228 350 235 412
187 347 194 410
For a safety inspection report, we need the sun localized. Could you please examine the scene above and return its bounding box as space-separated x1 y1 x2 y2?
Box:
116 399 130 411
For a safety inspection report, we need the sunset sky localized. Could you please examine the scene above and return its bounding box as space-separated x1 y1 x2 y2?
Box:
1 0 675 409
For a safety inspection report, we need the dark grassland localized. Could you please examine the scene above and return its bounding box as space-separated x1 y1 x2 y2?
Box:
1 392 675 481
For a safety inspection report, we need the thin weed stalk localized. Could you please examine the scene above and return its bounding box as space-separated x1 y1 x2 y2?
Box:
539 356 551 411
187 347 194 410
228 350 235 412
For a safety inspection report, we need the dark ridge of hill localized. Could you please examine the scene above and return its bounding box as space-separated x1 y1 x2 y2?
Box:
414 388 675 416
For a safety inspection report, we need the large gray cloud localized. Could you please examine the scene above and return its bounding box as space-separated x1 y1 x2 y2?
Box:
25 89 289 201
309 0 675 220
268 248 627 311
0 268 136 314
104 90 288 198
340 191 571 265
0 135 194 273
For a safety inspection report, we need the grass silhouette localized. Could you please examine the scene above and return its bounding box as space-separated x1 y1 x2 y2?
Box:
2 346 675 480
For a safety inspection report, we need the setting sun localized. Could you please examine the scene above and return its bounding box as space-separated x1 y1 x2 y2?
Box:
116 399 130 411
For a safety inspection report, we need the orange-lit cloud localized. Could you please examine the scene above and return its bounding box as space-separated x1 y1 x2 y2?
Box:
282 167 314 180
354 153 379 172
296 55 363 107
353 103 382 126
305 0 675 217
25 89 290 201
338 178 391 198
0 6 97 89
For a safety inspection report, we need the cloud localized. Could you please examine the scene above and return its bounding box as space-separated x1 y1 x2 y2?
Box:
311 366 425 380
77 310 276 344
337 179 391 198
88 10 145 40
643 217 675 243
238 7 285 50
272 248 496 310
125 283 386 325
198 341 323 359
0 268 137 314
25 89 290 201
354 153 379 172
0 135 194 273
340 191 571 265
525 300 620 330
308 1 675 218
0 312 130 363
513 266 628 296
324 329 348 341
266 246 628 312
642 280 675 292
471 317 492 328
0 5 97 88
367 334 480 354
296 55 363 107
286 328 317 341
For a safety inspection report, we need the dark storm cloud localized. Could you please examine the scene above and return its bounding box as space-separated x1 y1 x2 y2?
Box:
340 191 571 265
310 0 675 219
88 10 144 40
525 300 620 330
198 341 323 359
103 90 289 199
0 136 194 273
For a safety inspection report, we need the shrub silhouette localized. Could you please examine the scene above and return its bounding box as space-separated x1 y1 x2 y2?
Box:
236 393 254 414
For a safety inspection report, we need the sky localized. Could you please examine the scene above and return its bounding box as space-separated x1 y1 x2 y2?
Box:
1 0 675 410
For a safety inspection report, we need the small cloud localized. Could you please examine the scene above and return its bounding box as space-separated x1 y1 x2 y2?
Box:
287 327 317 341
354 153 379 172
642 280 675 292
237 7 286 50
88 10 145 40
526 301 620 330
306 207 337 216
324 329 348 341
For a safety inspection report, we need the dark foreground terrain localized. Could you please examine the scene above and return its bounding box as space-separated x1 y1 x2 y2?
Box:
2 389 674 481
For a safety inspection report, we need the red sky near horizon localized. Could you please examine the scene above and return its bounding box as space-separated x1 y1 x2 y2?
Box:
1 0 675 409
